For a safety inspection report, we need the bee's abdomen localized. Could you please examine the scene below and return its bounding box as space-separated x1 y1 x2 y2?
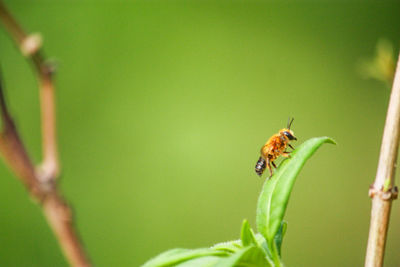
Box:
255 157 266 176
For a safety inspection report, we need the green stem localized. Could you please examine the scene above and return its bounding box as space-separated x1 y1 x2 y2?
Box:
269 241 283 267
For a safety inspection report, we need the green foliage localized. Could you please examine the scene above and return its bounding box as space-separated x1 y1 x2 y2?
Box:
142 240 272 267
274 221 287 258
142 137 334 267
240 220 257 247
142 248 229 267
357 39 395 85
214 246 271 267
256 137 336 245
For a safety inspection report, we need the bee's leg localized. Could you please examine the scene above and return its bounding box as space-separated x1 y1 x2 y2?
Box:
271 161 277 168
289 144 295 150
282 152 291 158
266 158 273 177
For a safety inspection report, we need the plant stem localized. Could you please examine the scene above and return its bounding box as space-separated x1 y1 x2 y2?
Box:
0 2 90 266
269 241 282 267
365 52 400 267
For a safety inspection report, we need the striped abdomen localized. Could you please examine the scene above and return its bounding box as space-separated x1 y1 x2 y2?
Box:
255 157 266 176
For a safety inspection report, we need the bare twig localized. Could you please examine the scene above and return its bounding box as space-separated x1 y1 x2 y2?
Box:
0 81 41 197
0 1 58 181
0 2 90 266
365 52 400 267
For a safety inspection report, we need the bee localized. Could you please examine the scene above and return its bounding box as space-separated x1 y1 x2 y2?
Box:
255 118 297 177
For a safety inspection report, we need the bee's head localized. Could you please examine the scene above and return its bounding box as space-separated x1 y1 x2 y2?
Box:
280 117 297 141
280 129 297 141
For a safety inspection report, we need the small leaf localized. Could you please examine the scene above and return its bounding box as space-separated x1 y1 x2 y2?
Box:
175 256 221 267
214 246 272 267
211 240 242 253
141 248 228 267
240 219 257 247
383 178 391 192
254 233 272 258
256 137 335 244
274 221 287 257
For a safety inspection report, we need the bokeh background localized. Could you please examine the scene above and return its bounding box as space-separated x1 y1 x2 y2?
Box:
0 1 400 266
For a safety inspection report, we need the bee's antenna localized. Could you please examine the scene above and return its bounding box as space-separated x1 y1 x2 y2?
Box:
288 117 294 129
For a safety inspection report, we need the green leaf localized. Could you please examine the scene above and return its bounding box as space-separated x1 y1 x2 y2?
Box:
211 240 243 253
214 246 272 267
254 233 272 259
274 221 287 257
240 219 257 247
175 256 222 267
256 136 335 244
141 248 229 267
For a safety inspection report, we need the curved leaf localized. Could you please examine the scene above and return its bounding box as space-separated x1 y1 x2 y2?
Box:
175 256 221 267
274 221 287 257
214 246 272 267
254 233 272 258
211 240 242 253
256 136 335 244
141 248 228 267
240 219 257 247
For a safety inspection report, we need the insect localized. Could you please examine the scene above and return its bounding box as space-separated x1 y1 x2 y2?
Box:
255 118 297 177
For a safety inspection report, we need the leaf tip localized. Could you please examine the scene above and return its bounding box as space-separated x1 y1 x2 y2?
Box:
324 137 337 145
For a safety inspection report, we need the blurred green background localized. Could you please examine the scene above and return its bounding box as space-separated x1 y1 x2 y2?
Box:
1 1 400 266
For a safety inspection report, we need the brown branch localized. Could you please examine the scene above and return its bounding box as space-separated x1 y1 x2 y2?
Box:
365 52 400 267
0 82 41 197
0 2 90 266
43 192 89 267
0 1 58 180
37 64 59 182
